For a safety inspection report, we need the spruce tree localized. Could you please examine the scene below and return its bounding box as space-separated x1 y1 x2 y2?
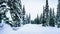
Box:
49 8 55 27
8 0 23 27
49 8 53 26
26 15 29 24
52 8 55 27
22 5 26 25
40 14 43 24
42 6 46 26
0 0 9 24
34 14 40 24
56 0 60 28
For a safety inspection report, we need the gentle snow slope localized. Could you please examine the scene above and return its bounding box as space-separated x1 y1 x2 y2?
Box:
0 24 60 34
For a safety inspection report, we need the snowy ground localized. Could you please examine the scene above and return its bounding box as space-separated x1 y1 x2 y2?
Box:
0 23 60 34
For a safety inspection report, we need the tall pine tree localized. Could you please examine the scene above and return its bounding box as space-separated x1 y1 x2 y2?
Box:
7 0 23 27
56 0 60 28
22 5 26 25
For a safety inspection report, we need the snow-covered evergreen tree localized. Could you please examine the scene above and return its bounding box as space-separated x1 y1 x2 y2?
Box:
56 0 60 28
34 14 40 24
52 8 55 27
7 0 23 27
42 0 50 26
22 5 26 25
49 8 55 27
0 0 10 27
25 14 31 24
42 6 46 26
40 14 43 24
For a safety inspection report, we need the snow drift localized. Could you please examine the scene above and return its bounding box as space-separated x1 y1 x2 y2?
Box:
0 24 60 34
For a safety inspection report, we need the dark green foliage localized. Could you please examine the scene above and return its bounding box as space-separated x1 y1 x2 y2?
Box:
7 1 12 7
42 18 46 26
0 14 2 23
31 20 34 24
41 0 49 26
23 5 25 15
34 18 40 24
56 0 60 28
49 8 55 27
57 24 60 28
22 5 26 25
49 18 55 27
34 15 40 24
40 14 43 24
8 0 22 27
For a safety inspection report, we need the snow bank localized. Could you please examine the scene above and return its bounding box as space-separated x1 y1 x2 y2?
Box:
0 24 60 34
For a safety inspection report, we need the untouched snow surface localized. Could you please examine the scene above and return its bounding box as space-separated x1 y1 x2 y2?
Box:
0 24 60 34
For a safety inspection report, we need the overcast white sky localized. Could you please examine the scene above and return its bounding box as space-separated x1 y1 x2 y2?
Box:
21 0 58 20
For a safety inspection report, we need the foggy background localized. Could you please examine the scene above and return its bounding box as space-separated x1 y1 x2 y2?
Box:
22 0 58 20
